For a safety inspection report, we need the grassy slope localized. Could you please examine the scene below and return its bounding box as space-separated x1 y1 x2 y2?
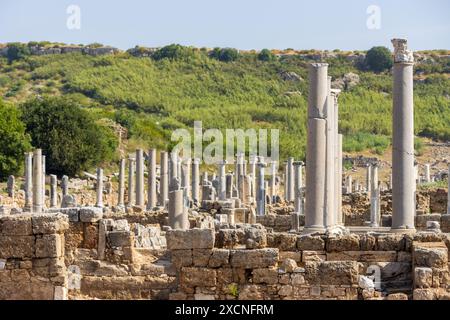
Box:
0 49 449 163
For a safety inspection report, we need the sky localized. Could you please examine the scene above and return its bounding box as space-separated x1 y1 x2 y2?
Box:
0 0 449 51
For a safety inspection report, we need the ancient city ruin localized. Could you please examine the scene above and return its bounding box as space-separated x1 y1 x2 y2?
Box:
1 39 450 301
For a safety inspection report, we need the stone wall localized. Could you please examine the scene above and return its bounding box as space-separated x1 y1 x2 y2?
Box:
0 213 69 300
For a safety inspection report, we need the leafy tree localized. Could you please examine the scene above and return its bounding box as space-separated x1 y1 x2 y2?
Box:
210 47 239 62
258 49 275 61
6 42 31 63
0 99 31 180
20 96 118 176
364 46 393 72
152 44 194 61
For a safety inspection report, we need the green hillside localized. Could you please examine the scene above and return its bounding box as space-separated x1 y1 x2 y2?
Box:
0 43 449 177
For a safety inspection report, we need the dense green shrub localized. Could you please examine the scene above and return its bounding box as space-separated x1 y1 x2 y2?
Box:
0 99 31 180
6 42 31 63
364 46 393 72
152 44 196 61
20 96 118 176
210 47 239 62
258 49 276 62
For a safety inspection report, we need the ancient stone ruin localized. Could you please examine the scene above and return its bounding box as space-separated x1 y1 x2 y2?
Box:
1 39 450 300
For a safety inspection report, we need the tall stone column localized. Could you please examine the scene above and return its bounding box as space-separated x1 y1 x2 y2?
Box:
447 164 450 215
366 164 372 194
346 175 353 194
96 168 104 207
147 149 157 210
181 158 191 204
24 152 33 211
168 178 188 229
118 158 125 207
159 151 169 207
249 156 257 198
128 156 136 206
42 155 46 207
61 175 69 197
286 157 294 202
50 174 57 208
32 149 43 213
191 158 200 204
218 160 227 200
135 149 145 208
293 161 304 214
304 63 328 233
424 164 431 183
370 164 380 227
269 161 277 202
225 173 233 199
337 134 344 225
391 39 415 232
7 175 15 200
256 160 266 216
324 92 335 228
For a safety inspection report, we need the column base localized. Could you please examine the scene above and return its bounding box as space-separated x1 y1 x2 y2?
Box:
390 227 416 234
302 226 326 235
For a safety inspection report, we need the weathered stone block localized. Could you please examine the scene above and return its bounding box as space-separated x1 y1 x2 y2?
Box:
413 288 436 300
319 261 360 285
297 235 325 251
302 251 326 262
327 251 397 262
414 267 432 288
35 234 63 258
192 249 213 267
171 249 193 268
230 248 278 268
413 242 448 269
32 213 69 234
376 234 405 251
326 234 360 252
359 234 376 251
0 235 34 258
166 228 215 250
279 251 302 263
108 230 133 247
79 207 103 222
0 214 32 235
268 232 297 251
252 268 278 284
208 249 230 268
181 267 216 287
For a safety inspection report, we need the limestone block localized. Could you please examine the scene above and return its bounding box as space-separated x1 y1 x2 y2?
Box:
252 268 278 284
278 284 293 296
414 267 433 288
0 235 34 258
376 234 405 251
79 207 103 222
170 249 193 268
319 261 360 285
302 251 326 262
208 249 230 268
359 234 376 251
413 242 448 269
243 226 267 249
386 293 409 300
0 214 32 235
397 252 412 262
415 213 441 228
54 286 68 300
326 234 360 252
35 234 63 258
296 235 325 251
291 273 305 285
166 228 215 250
32 213 69 234
193 249 213 267
413 288 436 300
238 284 267 300
279 251 302 263
181 267 216 287
326 251 397 262
267 232 297 251
230 248 278 268
108 230 133 248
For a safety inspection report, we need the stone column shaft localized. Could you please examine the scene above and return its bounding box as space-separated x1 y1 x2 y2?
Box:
50 174 57 208
159 151 169 207
24 152 33 210
391 39 415 232
293 161 304 214
191 158 200 204
96 168 103 207
32 149 43 213
128 157 136 206
147 149 157 210
218 161 227 200
118 158 125 207
337 134 343 225
135 149 145 207
256 161 266 216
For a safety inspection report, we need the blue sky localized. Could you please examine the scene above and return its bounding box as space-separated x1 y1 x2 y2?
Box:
0 0 449 50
